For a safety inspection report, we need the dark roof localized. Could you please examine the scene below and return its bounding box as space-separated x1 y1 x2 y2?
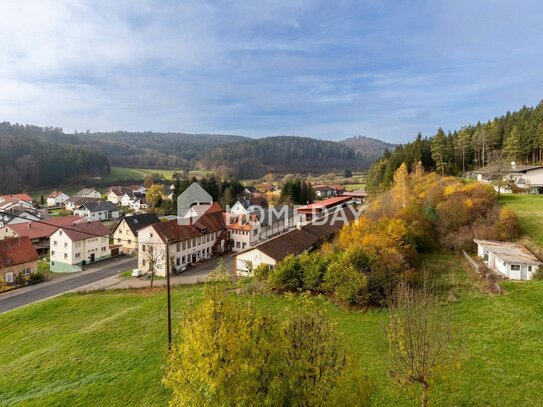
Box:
77 200 120 213
0 236 39 267
301 208 356 240
58 221 110 242
150 204 225 243
237 197 268 210
297 196 352 213
255 205 294 227
253 229 319 262
66 196 98 205
119 213 160 236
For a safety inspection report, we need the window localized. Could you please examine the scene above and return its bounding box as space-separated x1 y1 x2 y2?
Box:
176 243 180 252
236 242 240 248
21 268 32 276
51 251 55 256
253 229 258 236
53 241 58 246
117 238 121 243
64 242 68 248
511 264 520 271
75 253 81 258
102 247 106 251
188 240 192 248
182 241 186 250
242 242 246 248
142 245 146 252
528 266 533 272
142 259 146 266
182 256 186 264
64 253 68 259
176 258 180 266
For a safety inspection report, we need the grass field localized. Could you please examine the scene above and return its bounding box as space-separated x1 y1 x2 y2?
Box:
103 167 212 183
499 194 543 245
2 254 543 406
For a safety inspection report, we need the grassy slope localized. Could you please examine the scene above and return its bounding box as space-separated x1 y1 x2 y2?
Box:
2 255 543 406
499 194 543 245
103 167 212 183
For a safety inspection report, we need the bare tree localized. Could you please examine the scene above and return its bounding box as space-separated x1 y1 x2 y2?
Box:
386 272 459 407
141 243 165 288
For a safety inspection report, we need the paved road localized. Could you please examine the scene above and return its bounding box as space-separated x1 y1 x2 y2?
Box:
0 257 137 314
76 255 235 291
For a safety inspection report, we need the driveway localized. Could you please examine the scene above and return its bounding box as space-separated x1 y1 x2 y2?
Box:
74 254 235 292
0 256 137 314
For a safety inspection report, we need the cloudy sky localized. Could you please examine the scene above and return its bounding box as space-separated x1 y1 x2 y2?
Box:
1 0 542 143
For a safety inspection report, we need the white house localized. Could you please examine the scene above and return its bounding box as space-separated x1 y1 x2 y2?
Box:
0 207 44 227
106 187 127 205
74 188 102 199
313 184 336 198
50 221 111 272
474 239 542 280
137 203 227 277
47 191 70 207
112 213 160 254
74 200 121 221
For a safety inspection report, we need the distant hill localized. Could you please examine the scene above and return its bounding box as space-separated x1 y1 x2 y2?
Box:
198 136 374 178
340 136 395 156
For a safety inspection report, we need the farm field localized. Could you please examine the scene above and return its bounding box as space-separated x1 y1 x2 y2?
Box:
499 194 543 245
2 254 543 406
103 167 213 183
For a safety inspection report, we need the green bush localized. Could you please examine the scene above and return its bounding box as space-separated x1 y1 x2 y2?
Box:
268 255 305 291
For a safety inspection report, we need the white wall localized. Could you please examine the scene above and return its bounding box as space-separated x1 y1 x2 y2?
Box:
235 249 276 276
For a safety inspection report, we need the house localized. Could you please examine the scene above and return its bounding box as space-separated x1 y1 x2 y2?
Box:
296 196 353 222
0 197 36 211
65 197 99 211
129 196 148 212
225 213 260 252
471 163 543 194
112 213 160 254
47 191 70 207
137 203 227 277
313 184 336 198
0 194 34 205
74 200 121 221
0 207 46 227
229 197 268 215
242 185 258 195
474 239 542 280
0 236 39 284
49 221 111 272
0 215 84 255
74 188 102 199
129 185 147 195
235 209 355 276
106 186 127 205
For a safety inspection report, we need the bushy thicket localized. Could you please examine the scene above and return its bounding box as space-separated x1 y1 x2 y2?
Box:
263 166 519 308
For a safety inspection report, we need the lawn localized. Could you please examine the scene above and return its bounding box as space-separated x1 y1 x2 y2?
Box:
499 194 543 245
2 254 543 406
103 167 212 183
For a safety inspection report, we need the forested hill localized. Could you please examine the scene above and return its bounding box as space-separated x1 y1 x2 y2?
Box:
78 131 250 169
367 100 543 191
198 136 373 178
0 123 110 193
340 135 395 156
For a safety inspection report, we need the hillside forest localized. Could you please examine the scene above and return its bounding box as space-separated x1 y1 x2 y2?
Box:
368 100 543 190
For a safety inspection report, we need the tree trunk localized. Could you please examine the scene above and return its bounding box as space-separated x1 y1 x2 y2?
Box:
150 272 155 288
422 382 429 407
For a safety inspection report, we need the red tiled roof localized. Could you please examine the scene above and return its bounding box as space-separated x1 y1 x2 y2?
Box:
48 191 65 199
0 236 39 267
7 215 84 240
296 196 352 213
0 194 33 203
58 221 110 242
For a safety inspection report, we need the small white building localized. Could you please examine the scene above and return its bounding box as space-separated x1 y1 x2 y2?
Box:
474 239 542 280
47 191 70 207
50 221 111 272
74 200 121 221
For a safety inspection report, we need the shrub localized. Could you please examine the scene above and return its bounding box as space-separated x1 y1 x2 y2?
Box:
268 255 305 291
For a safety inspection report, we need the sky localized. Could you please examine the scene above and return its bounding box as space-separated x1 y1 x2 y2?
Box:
0 0 542 143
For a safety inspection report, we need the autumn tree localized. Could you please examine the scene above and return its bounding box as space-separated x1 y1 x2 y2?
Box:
387 274 458 407
392 163 409 208
145 184 165 209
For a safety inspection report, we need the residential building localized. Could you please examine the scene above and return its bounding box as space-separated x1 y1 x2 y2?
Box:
112 213 160 254
229 196 268 215
235 209 355 276
74 200 121 221
225 213 260 252
313 184 336 198
0 236 39 284
0 194 34 205
0 207 46 227
0 215 84 255
74 188 102 199
65 197 99 211
474 239 542 280
106 187 127 205
50 221 111 272
338 190 367 204
242 186 258 195
137 203 227 277
129 185 147 195
47 191 70 207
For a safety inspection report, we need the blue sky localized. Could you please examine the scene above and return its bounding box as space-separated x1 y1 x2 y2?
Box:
1 0 542 143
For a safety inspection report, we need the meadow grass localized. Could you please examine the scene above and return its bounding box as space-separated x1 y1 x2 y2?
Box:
2 254 543 406
499 194 543 245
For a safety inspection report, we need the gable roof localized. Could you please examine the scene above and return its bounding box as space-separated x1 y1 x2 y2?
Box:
150 205 225 243
65 196 98 205
474 239 543 266
57 221 110 242
296 196 352 213
77 200 119 213
251 229 319 262
75 188 100 197
7 215 84 240
48 191 67 199
0 236 39 268
118 213 160 236
0 194 33 203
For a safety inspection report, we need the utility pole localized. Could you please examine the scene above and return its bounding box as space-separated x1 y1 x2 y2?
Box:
165 239 172 351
